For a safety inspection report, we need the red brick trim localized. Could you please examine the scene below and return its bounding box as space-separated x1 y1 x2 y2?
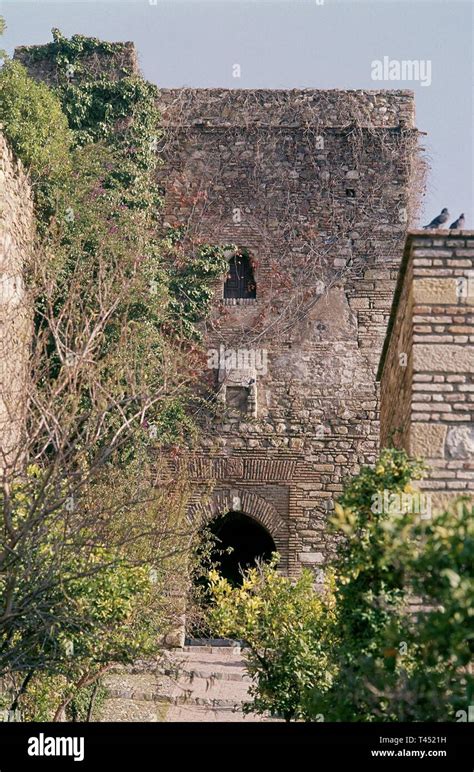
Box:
188 487 287 540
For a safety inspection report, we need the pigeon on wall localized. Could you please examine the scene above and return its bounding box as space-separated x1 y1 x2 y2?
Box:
449 213 465 230
423 208 449 229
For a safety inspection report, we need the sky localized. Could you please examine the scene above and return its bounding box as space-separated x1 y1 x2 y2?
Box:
1 0 473 225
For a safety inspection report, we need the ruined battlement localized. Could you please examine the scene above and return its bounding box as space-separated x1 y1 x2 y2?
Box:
156 88 416 129
14 40 139 86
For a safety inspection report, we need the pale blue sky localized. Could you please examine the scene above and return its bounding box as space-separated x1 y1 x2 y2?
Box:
2 0 473 225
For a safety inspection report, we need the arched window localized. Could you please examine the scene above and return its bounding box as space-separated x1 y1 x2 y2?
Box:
223 250 256 300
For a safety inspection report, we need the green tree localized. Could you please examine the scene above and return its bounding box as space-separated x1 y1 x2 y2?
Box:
208 557 335 720
387 501 474 721
0 59 72 183
309 449 426 721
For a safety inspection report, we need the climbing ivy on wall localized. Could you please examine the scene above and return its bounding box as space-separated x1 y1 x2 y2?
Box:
0 29 231 443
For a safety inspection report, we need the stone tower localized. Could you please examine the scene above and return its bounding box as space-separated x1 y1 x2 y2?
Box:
379 230 474 510
156 88 421 576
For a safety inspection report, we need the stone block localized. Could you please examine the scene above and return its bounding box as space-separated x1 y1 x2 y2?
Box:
299 552 325 564
446 426 474 459
412 277 458 305
413 344 474 373
410 423 447 458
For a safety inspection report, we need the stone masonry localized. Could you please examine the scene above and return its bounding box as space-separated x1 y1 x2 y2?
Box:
156 87 422 574
0 133 33 469
378 231 474 510
14 41 139 86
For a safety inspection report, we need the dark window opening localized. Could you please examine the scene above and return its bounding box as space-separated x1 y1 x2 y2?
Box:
224 251 256 299
210 511 275 586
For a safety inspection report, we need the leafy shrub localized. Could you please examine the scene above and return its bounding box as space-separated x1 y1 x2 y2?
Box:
0 60 72 181
208 557 335 720
0 31 227 719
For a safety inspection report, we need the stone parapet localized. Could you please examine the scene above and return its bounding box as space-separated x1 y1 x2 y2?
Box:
157 88 416 129
14 41 139 86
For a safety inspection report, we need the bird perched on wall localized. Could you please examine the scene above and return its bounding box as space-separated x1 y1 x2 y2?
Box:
449 213 465 230
423 208 449 229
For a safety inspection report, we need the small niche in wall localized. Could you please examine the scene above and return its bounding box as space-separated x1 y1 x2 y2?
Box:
225 385 249 414
218 371 258 418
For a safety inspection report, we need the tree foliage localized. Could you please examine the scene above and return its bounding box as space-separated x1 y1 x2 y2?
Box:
208 449 474 721
0 29 229 720
0 59 72 182
208 557 335 720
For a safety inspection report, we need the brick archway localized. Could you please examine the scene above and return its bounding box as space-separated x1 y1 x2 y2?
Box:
188 488 288 569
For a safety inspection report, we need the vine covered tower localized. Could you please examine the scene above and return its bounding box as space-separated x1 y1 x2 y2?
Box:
156 88 421 576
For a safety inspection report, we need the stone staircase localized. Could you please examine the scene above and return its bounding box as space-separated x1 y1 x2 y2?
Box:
100 644 272 722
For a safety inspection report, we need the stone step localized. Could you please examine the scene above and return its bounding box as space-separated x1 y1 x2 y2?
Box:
160 667 249 682
99 694 271 723
105 678 250 704
181 645 243 655
162 703 259 722
128 648 246 673
99 698 170 722
98 644 276 722
106 689 246 708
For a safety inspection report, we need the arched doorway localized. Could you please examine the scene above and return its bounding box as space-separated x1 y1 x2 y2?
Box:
210 511 276 585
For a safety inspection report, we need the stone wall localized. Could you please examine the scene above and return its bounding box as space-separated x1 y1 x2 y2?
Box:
0 133 34 468
378 231 474 507
378 242 414 452
156 87 422 574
